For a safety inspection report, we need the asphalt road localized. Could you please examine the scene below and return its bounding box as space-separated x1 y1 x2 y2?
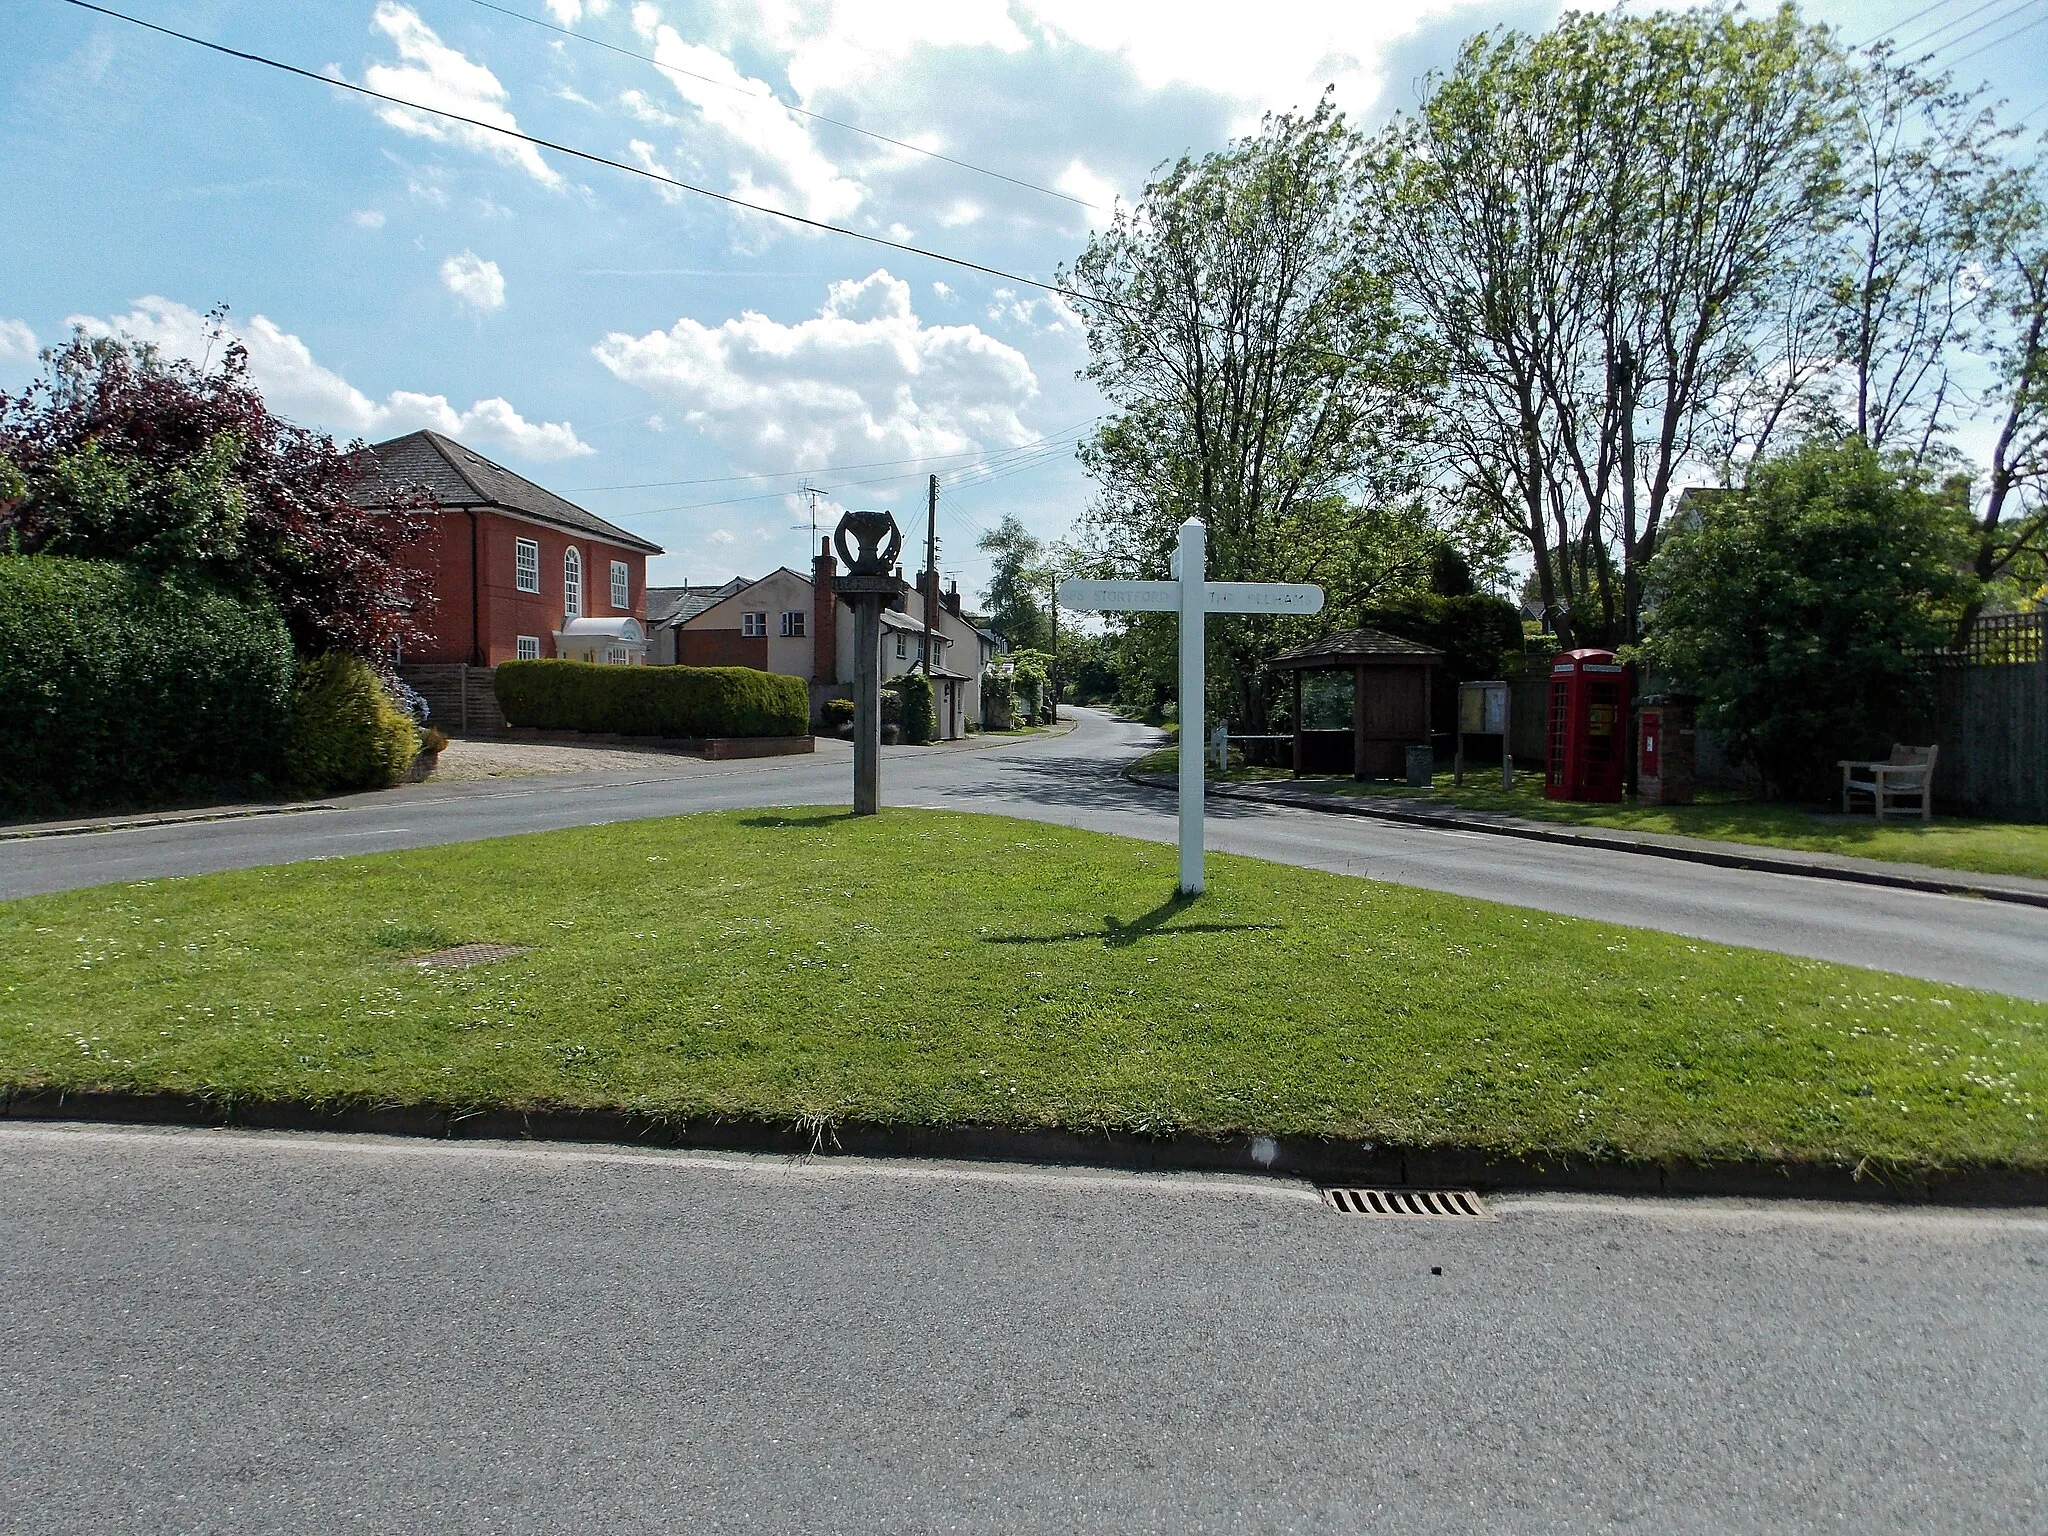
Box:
4 707 2045 998
2 1123 2041 1535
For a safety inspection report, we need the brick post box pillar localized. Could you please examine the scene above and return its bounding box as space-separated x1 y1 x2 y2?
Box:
1638 697 1697 805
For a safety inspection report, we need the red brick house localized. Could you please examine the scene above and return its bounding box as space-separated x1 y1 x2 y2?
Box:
357 430 663 666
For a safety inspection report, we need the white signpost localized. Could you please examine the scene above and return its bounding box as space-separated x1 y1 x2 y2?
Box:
1060 517 1323 895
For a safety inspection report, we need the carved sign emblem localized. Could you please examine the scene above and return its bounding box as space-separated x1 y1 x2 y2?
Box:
834 509 902 576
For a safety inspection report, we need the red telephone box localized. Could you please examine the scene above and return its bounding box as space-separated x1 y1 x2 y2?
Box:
1545 649 1630 802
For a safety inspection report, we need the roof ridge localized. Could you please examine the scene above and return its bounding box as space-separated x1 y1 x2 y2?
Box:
416 430 491 503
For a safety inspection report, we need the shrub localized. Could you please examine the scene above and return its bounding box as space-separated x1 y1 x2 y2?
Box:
980 668 1015 730
494 660 810 738
420 727 450 755
0 554 292 815
1644 437 1973 799
821 696 855 731
889 671 936 744
283 653 419 793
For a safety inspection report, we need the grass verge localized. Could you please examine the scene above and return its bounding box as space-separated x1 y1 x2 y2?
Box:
1131 748 2048 881
2 810 2042 1173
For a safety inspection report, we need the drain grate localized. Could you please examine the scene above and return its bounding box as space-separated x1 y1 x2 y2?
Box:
1323 1188 1489 1219
412 943 532 970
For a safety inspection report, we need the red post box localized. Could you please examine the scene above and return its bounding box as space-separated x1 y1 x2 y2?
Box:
1545 649 1630 802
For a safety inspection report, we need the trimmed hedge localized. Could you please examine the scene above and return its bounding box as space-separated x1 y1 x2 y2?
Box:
283 653 420 793
495 659 810 738
0 554 292 815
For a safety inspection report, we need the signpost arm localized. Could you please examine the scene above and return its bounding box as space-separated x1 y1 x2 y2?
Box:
1177 518 1205 896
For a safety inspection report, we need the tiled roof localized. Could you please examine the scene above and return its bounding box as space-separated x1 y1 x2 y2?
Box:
1271 628 1444 667
353 430 662 555
647 579 747 625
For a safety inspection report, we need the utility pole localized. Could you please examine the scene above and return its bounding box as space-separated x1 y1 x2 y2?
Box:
921 473 938 679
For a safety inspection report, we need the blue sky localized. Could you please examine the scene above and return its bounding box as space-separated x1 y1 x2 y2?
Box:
5 0 2044 600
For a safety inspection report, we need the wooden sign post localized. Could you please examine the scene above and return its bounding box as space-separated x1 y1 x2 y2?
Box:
1060 517 1323 895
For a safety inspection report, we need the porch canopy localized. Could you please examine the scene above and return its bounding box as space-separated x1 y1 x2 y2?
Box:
553 615 647 664
1271 628 1443 779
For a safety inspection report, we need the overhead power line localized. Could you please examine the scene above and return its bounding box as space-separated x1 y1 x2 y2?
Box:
610 427 1091 521
1858 0 1970 47
1891 0 2024 53
1944 5 2048 65
1901 0 2047 59
58 0 1108 309
458 0 1101 212
565 415 1100 494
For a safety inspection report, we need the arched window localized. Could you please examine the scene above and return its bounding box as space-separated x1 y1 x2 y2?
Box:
563 547 582 617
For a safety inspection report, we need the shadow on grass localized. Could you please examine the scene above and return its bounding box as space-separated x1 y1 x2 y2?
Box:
737 811 863 829
982 892 1280 949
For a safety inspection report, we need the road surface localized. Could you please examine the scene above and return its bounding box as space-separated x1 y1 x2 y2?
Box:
2 1123 2041 1534
3 708 2044 998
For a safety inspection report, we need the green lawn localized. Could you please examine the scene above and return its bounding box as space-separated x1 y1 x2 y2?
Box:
3 810 2042 1174
1131 748 2048 881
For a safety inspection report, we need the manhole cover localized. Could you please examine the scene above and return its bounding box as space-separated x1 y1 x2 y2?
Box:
412 943 532 970
1323 1188 1489 1218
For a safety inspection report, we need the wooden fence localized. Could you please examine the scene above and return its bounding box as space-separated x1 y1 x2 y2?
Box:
1920 613 2047 820
398 664 506 736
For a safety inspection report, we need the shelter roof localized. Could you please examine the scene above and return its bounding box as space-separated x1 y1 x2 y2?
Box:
1270 628 1444 669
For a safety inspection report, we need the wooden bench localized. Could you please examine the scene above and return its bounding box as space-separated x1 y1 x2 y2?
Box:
1838 744 1937 821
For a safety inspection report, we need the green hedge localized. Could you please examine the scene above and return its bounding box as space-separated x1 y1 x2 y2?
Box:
495 660 810 738
888 671 936 744
283 653 420 793
0 554 293 814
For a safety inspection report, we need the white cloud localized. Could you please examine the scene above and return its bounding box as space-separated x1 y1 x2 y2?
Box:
629 4 862 224
708 528 736 544
753 0 1493 124
363 4 563 189
935 198 982 228
351 208 387 229
1055 158 1120 212
627 139 686 203
932 281 956 302
0 318 38 362
545 0 610 22
591 268 1038 468
70 297 592 460
985 287 1079 334
618 88 680 127
440 250 506 310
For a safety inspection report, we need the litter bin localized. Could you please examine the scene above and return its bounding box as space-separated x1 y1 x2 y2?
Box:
1405 744 1435 788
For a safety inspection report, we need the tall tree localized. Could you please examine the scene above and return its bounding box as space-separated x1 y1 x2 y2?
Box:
975 512 1049 653
1826 45 2011 460
0 325 433 660
1063 95 1439 728
1965 160 2048 618
1374 4 1839 646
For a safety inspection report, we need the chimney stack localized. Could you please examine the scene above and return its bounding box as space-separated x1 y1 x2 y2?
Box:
811 537 837 681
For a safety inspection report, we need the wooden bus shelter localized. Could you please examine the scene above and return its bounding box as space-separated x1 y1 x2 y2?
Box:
1271 628 1443 778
